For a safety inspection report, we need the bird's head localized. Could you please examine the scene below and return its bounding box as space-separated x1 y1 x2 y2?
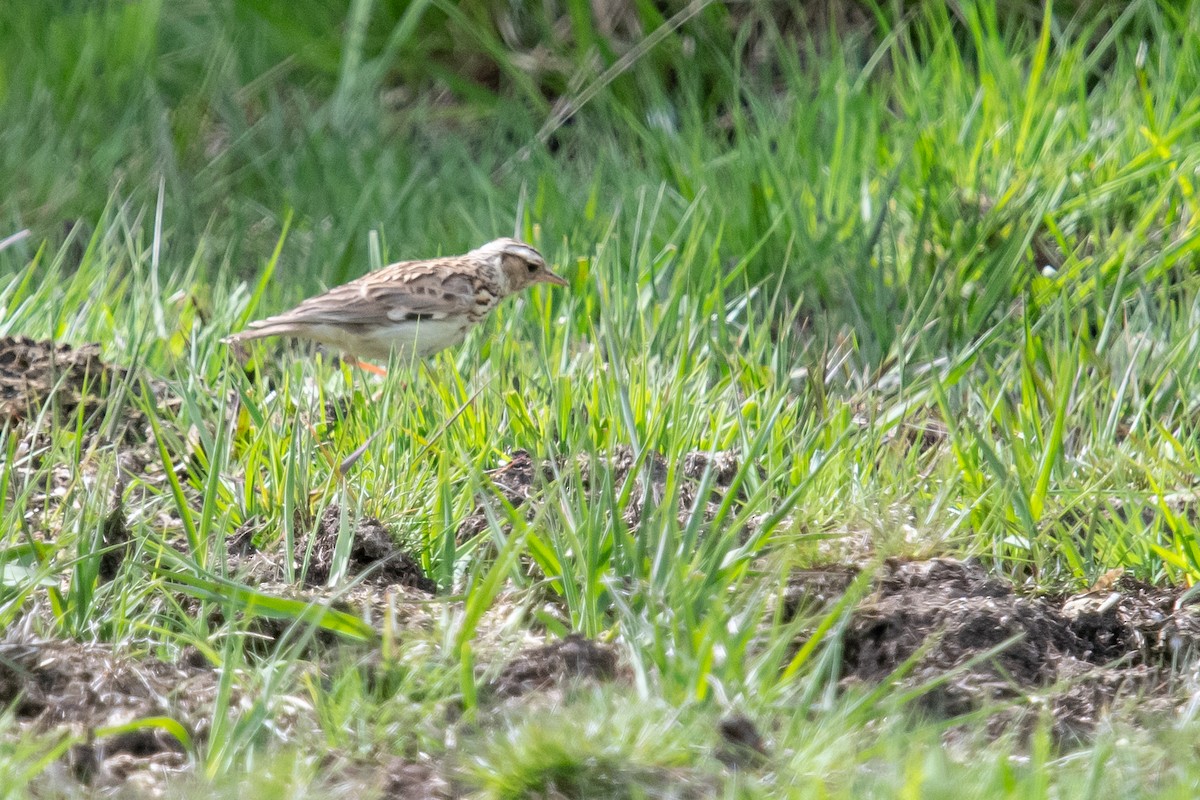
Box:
476 238 569 293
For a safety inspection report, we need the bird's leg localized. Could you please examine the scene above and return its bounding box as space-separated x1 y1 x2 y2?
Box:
345 358 388 376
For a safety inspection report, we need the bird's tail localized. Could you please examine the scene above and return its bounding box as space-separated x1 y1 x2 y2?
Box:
221 322 294 346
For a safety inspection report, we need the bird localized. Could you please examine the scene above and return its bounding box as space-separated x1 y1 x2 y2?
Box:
224 238 567 373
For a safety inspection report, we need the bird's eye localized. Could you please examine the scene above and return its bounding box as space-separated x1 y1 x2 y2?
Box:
527 261 538 273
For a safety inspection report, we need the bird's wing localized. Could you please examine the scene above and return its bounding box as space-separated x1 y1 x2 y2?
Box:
248 266 479 330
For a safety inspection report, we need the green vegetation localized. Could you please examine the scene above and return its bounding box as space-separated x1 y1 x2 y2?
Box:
1 0 1200 797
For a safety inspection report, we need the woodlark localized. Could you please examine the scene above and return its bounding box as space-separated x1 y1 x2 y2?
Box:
224 238 567 371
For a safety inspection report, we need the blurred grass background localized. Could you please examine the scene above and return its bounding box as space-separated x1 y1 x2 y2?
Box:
8 0 1195 348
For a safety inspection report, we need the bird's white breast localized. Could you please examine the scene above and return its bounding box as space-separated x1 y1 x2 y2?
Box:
301 319 472 362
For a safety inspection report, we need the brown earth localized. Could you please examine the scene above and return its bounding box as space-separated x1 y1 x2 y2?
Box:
788 558 1200 740
375 757 455 800
0 336 189 554
297 504 436 592
220 504 439 648
714 715 770 771
457 446 745 541
323 635 625 798
487 633 622 701
0 335 124 426
0 632 224 793
0 335 179 446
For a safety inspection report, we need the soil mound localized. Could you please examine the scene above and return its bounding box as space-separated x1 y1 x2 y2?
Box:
488 634 621 700
789 558 1200 738
0 633 221 790
458 447 744 540
302 504 437 593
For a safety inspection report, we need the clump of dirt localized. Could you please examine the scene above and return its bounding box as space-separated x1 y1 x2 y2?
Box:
715 715 770 771
457 446 745 540
787 558 1200 738
378 757 454 800
230 505 436 595
0 633 223 792
455 450 548 540
570 447 744 529
0 336 193 553
97 489 132 582
487 634 621 700
215 506 437 649
783 565 859 618
302 505 436 593
838 560 1076 716
0 336 170 446
0 336 118 424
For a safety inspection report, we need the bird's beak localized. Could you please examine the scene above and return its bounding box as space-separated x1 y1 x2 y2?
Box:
541 269 569 287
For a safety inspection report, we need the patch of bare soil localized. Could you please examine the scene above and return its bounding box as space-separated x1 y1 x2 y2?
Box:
787 558 1200 739
455 450 544 538
457 446 745 541
0 335 176 445
715 714 770 771
301 505 436 592
220 505 437 648
376 757 454 800
0 336 188 549
783 565 859 617
0 632 223 794
487 634 622 701
231 504 436 595
309 637 625 799
0 336 121 425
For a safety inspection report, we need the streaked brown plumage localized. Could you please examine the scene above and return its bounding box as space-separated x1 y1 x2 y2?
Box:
224 238 567 365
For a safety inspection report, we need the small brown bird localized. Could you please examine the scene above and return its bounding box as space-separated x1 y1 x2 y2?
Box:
224 238 567 372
